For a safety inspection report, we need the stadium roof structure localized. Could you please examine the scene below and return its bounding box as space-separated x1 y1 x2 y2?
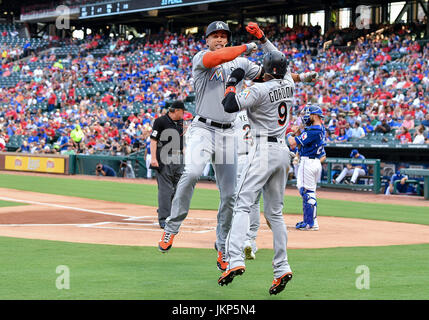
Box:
75 0 401 24
6 0 421 24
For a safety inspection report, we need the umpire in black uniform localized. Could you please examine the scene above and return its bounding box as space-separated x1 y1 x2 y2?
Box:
150 100 186 229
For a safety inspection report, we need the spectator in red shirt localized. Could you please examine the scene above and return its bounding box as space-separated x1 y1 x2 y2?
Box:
396 126 412 144
48 92 57 113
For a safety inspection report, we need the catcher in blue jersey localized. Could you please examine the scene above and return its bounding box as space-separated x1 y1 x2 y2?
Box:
287 104 326 231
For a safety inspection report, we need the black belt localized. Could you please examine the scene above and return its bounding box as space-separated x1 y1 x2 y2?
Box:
256 136 282 143
198 117 232 129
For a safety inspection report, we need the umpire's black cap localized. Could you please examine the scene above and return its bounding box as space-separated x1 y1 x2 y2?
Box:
263 51 287 77
170 100 186 111
205 21 231 39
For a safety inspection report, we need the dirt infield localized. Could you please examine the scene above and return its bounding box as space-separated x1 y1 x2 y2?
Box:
1 176 429 249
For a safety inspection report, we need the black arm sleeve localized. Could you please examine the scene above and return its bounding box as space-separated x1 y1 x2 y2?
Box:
252 67 265 83
222 92 240 113
226 68 245 87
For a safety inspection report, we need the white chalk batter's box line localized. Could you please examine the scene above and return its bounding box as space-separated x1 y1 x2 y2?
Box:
78 222 216 234
0 196 272 233
123 216 217 221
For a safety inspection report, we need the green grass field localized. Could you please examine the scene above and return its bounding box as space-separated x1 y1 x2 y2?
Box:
0 173 428 225
1 237 428 300
0 173 428 300
0 200 26 208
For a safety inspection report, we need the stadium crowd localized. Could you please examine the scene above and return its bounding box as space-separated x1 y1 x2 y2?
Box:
0 20 428 156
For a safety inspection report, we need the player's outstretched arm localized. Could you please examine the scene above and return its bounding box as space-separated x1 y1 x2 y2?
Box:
202 44 257 69
292 72 318 83
246 22 278 54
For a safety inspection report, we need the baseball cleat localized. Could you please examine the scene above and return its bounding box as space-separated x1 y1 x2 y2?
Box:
217 251 229 271
296 221 319 231
218 266 245 286
158 231 175 252
295 221 306 229
269 272 293 295
244 245 256 260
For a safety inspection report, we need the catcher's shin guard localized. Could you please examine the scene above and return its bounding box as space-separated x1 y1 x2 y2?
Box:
299 187 317 226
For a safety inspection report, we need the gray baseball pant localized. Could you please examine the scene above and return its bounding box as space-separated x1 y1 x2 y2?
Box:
164 122 237 254
226 140 292 278
237 153 260 252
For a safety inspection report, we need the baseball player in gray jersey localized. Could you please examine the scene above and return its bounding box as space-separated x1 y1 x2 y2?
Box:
218 49 318 295
158 21 280 272
234 109 260 260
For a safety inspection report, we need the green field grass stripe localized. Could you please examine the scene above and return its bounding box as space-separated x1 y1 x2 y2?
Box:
0 173 428 225
0 173 219 210
282 196 429 226
0 199 27 207
0 236 428 300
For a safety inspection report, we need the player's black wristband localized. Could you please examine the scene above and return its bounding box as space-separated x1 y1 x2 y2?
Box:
259 34 266 42
222 91 239 113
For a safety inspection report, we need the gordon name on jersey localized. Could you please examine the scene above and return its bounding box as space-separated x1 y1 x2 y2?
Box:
268 86 294 103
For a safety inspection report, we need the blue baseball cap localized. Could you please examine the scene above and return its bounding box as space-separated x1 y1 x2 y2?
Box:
350 149 359 157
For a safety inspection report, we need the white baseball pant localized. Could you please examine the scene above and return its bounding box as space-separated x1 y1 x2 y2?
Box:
335 167 366 184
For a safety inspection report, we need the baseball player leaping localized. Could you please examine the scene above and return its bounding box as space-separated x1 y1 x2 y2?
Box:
287 105 326 231
158 21 281 272
217 50 318 295
234 109 260 260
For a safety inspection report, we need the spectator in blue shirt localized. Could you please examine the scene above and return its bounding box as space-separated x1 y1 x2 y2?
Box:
344 122 353 138
17 140 30 153
422 113 429 128
362 118 374 134
336 128 349 142
56 130 70 152
28 131 39 144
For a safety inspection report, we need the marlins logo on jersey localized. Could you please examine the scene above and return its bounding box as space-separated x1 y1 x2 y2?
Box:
210 67 224 81
238 88 251 100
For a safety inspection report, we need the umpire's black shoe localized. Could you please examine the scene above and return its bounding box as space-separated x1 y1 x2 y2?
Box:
269 272 293 295
218 266 245 286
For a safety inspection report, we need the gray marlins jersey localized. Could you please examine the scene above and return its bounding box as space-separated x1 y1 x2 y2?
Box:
235 71 295 138
192 50 261 123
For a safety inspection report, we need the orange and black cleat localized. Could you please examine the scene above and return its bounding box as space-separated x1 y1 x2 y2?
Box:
218 266 245 286
158 232 175 252
269 272 293 295
216 251 229 271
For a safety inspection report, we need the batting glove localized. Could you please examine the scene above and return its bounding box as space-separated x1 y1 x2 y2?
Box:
246 22 265 40
244 42 257 55
299 71 318 82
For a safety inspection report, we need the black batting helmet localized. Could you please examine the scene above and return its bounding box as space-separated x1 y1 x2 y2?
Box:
263 51 287 78
205 21 231 40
